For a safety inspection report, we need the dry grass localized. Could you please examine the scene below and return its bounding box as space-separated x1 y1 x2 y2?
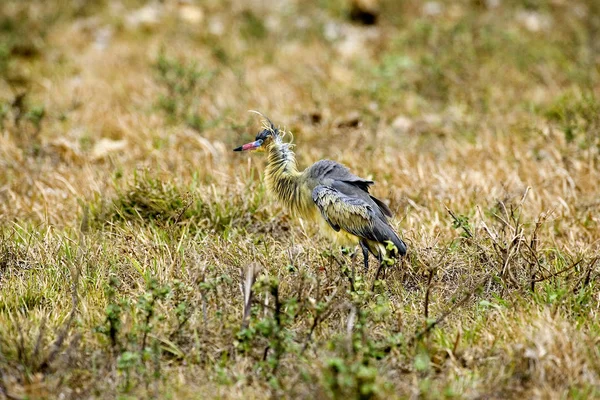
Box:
1 0 599 398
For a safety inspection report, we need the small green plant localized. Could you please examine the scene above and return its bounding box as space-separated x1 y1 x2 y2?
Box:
450 212 472 238
0 91 46 152
95 275 123 354
169 279 193 339
323 356 380 400
24 104 45 135
235 276 299 379
240 10 267 40
544 90 600 148
0 99 9 130
137 278 170 353
0 43 10 78
117 350 141 392
153 51 215 131
319 302 395 399
95 276 176 394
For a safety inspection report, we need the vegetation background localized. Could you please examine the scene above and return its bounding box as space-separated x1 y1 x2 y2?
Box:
1 0 599 398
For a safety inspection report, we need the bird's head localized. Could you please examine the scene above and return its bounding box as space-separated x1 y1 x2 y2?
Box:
233 111 280 153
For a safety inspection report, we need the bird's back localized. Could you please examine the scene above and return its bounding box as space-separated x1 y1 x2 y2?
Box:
305 160 392 219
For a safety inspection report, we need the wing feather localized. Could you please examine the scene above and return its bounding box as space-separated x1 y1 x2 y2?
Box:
312 185 378 241
307 160 392 218
312 185 407 257
308 160 373 190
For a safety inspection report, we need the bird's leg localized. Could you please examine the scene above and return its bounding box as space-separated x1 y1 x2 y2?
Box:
347 247 358 288
374 253 384 284
360 241 370 273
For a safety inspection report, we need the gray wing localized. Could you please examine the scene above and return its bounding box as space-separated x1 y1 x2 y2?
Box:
307 160 393 218
312 185 376 239
307 159 373 191
312 185 406 256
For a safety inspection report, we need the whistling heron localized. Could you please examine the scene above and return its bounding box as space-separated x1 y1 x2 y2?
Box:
234 112 407 272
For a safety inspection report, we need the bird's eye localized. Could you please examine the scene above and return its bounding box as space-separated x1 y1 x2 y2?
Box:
256 139 263 145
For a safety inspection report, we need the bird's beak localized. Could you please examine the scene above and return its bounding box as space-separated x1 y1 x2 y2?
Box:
233 140 262 152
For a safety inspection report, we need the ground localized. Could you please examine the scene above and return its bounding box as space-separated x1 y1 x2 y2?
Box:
0 0 599 398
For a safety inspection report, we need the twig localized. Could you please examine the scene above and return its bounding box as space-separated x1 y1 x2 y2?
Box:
518 186 531 208
301 289 338 355
445 205 472 238
346 304 357 355
242 263 261 329
424 269 435 319
270 280 285 375
333 255 355 292
172 194 193 226
451 329 461 358
530 258 583 283
411 273 493 345
140 298 155 353
571 257 598 294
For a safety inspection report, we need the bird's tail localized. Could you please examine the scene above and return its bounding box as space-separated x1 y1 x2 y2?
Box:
374 220 407 258
389 230 407 257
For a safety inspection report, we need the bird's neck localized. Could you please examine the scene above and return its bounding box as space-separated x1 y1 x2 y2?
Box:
264 137 309 216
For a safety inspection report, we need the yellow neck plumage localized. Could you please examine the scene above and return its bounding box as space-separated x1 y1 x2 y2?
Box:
264 136 312 218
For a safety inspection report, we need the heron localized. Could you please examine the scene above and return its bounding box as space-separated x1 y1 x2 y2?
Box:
234 112 407 274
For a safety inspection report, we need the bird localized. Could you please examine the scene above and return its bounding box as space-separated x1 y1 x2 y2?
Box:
234 112 407 274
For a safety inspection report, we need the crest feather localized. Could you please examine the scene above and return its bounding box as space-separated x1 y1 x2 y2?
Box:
248 110 277 134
